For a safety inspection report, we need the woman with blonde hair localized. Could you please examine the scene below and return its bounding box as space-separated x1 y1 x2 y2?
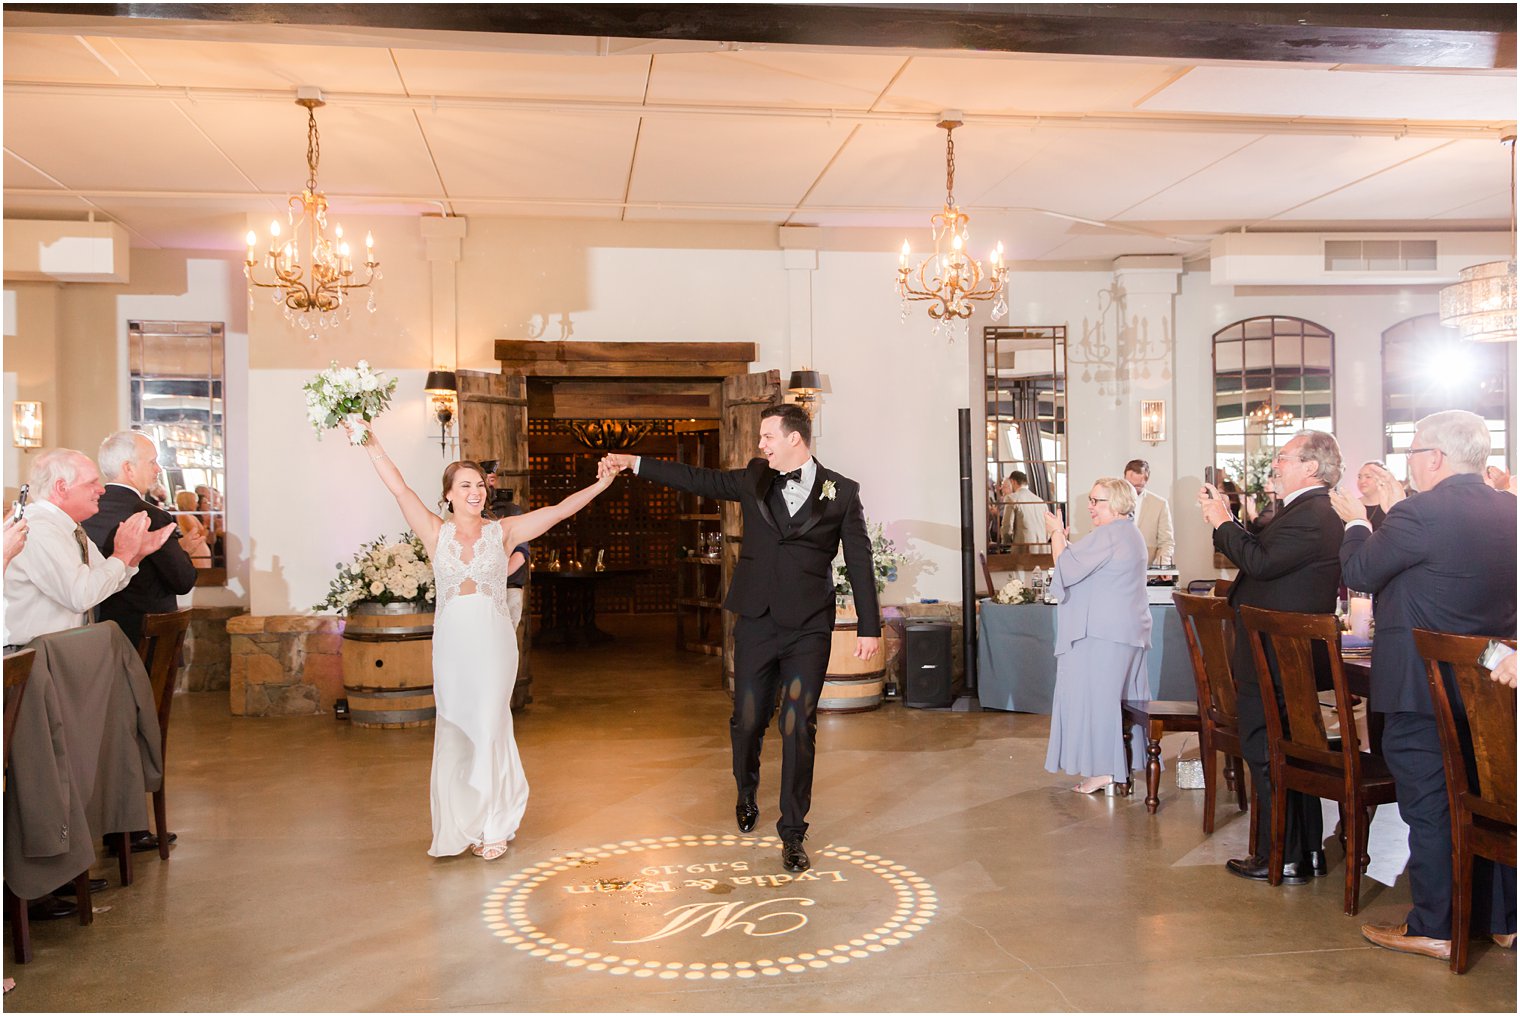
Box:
1041 477 1152 794
1354 460 1405 530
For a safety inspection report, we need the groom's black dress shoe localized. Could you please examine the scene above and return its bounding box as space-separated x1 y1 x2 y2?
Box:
1309 849 1328 878
736 796 758 834
781 837 809 873
1226 855 1310 886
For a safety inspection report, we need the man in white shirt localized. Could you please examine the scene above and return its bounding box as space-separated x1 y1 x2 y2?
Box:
1124 458 1175 566
3 448 172 648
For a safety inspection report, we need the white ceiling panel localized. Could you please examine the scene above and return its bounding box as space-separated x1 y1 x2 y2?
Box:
3 150 66 190
181 100 444 197
421 108 639 200
446 200 622 220
973 128 1258 223
1 33 155 84
1140 65 1517 122
878 54 1187 115
1274 139 1514 222
111 38 407 92
1033 231 1198 262
391 48 652 101
628 115 856 207
801 121 1039 211
84 200 249 250
1116 134 1449 223
646 51 906 109
3 93 260 193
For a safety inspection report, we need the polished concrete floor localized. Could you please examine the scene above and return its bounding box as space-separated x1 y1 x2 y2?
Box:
3 615 1515 1012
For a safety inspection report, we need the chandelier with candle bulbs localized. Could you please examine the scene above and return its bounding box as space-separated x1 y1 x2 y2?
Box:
244 90 379 339
897 114 1008 336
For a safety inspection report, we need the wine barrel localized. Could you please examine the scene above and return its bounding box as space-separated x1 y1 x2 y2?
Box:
341 602 435 728
819 618 884 714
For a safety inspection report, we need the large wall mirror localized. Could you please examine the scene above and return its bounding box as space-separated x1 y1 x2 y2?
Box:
128 320 227 584
1382 314 1513 478
984 326 1067 560
1212 316 1334 512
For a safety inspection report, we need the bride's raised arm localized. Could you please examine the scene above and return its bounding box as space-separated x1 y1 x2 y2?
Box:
346 422 445 555
500 462 617 549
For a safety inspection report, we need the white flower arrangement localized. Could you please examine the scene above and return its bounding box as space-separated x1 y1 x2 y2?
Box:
303 359 398 445
313 532 435 613
994 577 1037 605
819 479 838 502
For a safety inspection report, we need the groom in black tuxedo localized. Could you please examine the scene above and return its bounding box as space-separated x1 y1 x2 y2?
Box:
602 404 880 872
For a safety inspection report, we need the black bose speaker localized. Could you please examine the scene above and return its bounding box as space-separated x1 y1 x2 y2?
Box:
903 621 953 708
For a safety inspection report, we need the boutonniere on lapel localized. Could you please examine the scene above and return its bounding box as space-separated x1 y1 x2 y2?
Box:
819 480 838 502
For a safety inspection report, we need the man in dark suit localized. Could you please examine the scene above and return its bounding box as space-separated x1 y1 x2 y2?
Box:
84 431 199 855
84 432 200 649
1199 430 1346 885
1331 410 1517 961
601 404 880 872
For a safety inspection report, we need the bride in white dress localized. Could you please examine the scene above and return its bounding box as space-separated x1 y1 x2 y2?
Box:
351 423 614 860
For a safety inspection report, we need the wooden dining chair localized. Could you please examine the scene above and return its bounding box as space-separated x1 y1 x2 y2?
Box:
1238 605 1397 914
137 609 193 861
1172 592 1252 837
1412 629 1517 974
4 648 93 963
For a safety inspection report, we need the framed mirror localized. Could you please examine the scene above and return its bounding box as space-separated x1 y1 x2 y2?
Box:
1381 314 1513 479
1212 316 1334 517
127 320 227 585
984 325 1067 565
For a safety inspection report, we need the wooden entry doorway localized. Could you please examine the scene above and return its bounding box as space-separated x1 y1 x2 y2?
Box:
492 341 777 690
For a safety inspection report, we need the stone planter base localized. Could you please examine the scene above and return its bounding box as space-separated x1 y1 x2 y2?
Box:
228 614 345 717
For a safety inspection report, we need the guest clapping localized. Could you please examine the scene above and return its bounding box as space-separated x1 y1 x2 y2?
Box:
3 448 174 647
1354 460 1405 530
1042 478 1152 795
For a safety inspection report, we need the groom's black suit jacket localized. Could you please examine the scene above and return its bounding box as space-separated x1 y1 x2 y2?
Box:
83 484 198 648
640 456 881 637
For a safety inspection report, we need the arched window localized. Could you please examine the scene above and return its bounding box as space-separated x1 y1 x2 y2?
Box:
1381 314 1513 477
1212 316 1334 498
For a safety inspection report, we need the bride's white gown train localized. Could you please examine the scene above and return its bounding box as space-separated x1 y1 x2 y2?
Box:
427 518 527 856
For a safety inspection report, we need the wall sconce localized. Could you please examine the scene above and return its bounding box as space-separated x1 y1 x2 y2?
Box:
1140 399 1166 444
423 370 457 452
12 401 42 449
788 369 823 418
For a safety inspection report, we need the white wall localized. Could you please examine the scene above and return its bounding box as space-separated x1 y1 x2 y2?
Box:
21 212 1499 615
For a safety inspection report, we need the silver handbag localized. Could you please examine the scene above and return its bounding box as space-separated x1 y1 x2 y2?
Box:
1175 736 1206 790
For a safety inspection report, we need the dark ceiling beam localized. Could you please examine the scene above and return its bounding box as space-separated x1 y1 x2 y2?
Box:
6 3 1515 70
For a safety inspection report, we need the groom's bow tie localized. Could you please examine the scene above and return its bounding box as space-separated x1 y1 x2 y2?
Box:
778 468 804 484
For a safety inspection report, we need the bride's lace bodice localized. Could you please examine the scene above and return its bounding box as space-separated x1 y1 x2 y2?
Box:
433 519 512 619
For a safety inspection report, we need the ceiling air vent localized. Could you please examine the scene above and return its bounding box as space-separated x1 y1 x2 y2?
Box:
1324 239 1438 272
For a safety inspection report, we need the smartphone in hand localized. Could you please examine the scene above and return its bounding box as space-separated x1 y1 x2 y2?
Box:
1203 466 1217 488
11 483 29 522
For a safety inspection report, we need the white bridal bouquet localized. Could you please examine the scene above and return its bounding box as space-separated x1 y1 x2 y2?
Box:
303 360 398 445
313 533 434 613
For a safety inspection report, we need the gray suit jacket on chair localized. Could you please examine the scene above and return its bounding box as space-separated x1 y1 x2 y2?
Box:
1049 518 1152 656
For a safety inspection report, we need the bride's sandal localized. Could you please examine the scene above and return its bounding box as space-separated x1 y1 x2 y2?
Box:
479 841 509 861
470 843 484 857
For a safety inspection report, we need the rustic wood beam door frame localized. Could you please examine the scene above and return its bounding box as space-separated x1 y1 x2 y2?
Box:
493 341 762 690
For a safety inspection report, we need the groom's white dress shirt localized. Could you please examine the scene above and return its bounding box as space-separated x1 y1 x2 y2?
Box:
3 500 137 646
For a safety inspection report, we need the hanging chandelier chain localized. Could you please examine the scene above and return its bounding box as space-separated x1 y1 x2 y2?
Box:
305 106 321 193
944 126 956 207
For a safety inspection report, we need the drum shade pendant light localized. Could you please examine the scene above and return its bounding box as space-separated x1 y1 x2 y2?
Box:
1439 135 1516 343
